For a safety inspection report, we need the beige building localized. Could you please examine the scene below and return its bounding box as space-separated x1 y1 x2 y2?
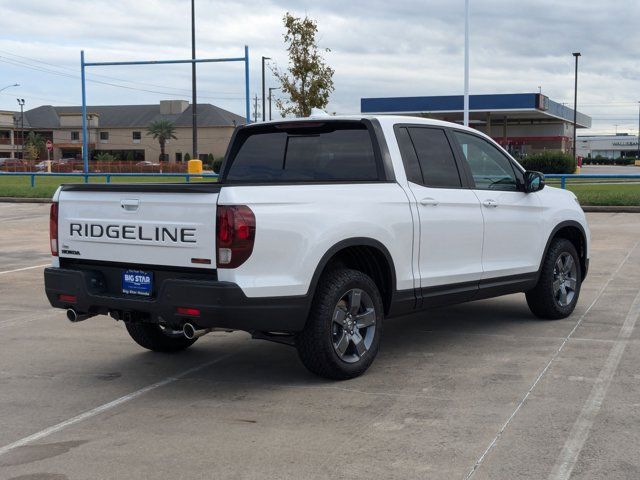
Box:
0 111 19 158
3 100 245 162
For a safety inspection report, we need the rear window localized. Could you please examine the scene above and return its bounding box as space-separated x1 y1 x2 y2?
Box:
224 122 380 182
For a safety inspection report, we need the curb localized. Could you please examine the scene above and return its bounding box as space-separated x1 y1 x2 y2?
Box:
0 197 51 203
582 205 640 213
0 197 52 203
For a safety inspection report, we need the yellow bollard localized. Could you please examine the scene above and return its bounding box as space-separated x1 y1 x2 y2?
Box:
187 159 203 180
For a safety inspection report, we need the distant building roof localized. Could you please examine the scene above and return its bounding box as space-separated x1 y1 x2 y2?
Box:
361 93 592 128
15 102 245 129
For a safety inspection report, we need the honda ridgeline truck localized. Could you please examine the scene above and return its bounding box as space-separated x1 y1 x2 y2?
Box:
44 116 590 379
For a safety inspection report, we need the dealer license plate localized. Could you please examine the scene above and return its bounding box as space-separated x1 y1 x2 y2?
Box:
122 269 153 296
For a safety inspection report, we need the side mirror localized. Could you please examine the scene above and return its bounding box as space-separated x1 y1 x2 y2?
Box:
524 171 545 193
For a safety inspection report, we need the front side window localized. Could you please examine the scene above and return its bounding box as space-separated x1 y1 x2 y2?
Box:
453 131 519 191
99 131 109 141
132 131 141 141
71 131 79 141
225 122 379 182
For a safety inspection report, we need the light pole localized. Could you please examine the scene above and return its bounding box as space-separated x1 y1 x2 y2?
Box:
268 87 280 121
572 52 581 161
17 98 25 159
261 56 271 122
637 101 640 161
0 83 19 93
463 0 470 127
191 0 198 162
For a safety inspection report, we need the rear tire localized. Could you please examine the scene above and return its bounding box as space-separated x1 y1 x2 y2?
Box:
125 322 197 352
296 268 383 380
526 238 582 320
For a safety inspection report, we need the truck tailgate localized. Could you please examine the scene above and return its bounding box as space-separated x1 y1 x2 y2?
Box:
57 184 220 269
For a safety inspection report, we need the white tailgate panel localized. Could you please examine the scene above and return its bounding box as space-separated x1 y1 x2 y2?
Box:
58 191 218 269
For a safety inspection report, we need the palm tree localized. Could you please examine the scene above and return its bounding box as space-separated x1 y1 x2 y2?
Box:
146 120 177 162
24 132 46 161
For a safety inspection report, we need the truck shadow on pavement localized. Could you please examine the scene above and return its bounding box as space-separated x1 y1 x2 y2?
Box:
89 293 565 395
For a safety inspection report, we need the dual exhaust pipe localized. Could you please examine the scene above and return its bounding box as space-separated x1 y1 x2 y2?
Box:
67 309 214 340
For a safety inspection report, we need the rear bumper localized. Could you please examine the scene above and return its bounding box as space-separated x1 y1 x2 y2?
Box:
44 267 309 333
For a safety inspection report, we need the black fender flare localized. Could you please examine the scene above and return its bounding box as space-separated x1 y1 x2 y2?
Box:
537 220 588 280
305 237 398 299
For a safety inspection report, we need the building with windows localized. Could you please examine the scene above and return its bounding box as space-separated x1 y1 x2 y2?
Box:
361 93 592 157
2 100 245 162
576 134 639 159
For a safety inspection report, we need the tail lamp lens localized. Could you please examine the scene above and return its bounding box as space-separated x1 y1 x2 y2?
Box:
216 205 256 268
50 202 59 256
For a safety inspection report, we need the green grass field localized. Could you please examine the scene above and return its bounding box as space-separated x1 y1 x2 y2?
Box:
0 174 218 198
0 174 638 206
567 183 640 206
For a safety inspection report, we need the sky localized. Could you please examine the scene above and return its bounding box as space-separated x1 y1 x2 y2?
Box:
0 0 638 135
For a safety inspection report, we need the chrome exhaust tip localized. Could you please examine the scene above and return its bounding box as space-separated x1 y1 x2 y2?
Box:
66 308 94 323
183 323 212 340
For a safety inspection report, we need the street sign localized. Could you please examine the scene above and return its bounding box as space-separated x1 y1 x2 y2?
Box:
46 140 53 152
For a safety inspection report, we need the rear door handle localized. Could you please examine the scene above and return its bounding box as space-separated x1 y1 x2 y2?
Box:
420 197 439 207
483 199 498 208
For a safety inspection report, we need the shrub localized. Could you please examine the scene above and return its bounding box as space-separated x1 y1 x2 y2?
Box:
519 151 576 174
94 152 118 162
184 153 191 162
212 157 224 173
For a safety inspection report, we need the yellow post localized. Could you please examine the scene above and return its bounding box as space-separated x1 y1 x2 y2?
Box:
187 159 203 179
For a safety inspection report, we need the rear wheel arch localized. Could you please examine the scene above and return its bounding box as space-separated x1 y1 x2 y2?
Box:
306 238 397 316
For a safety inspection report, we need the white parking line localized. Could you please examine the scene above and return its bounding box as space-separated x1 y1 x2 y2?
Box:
464 240 640 480
548 287 640 480
0 264 49 275
0 351 235 458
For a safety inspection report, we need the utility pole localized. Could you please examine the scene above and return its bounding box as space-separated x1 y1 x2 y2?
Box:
17 98 25 159
191 0 198 161
572 52 581 161
268 87 280 121
637 101 640 161
261 56 270 122
463 0 470 127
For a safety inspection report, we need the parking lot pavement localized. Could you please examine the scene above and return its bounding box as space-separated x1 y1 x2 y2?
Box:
0 206 639 480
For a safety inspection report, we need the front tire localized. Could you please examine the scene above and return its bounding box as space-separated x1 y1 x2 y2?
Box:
125 322 197 352
526 238 582 319
296 268 384 380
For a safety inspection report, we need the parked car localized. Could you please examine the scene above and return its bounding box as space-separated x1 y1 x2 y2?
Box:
0 158 28 171
44 116 590 379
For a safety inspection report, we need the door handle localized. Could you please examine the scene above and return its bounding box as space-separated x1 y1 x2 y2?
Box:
483 199 498 208
420 197 439 206
121 198 140 211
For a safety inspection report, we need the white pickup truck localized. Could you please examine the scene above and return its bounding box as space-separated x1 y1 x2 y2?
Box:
45 116 590 379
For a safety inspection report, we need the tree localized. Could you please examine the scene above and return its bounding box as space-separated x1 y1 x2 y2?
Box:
272 12 335 118
24 132 45 161
146 120 177 162
184 153 191 162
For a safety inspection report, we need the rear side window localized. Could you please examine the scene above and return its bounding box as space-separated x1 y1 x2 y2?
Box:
406 127 462 188
225 122 379 182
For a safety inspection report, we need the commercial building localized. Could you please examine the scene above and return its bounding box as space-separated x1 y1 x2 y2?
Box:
577 134 639 159
1 100 245 161
361 93 591 156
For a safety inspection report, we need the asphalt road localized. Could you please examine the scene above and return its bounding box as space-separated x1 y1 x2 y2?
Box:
1 204 639 480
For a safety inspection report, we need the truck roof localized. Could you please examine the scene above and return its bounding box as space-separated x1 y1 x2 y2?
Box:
251 114 483 136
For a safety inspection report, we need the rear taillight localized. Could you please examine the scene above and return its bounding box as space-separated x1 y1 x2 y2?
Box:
50 202 59 256
216 205 256 268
